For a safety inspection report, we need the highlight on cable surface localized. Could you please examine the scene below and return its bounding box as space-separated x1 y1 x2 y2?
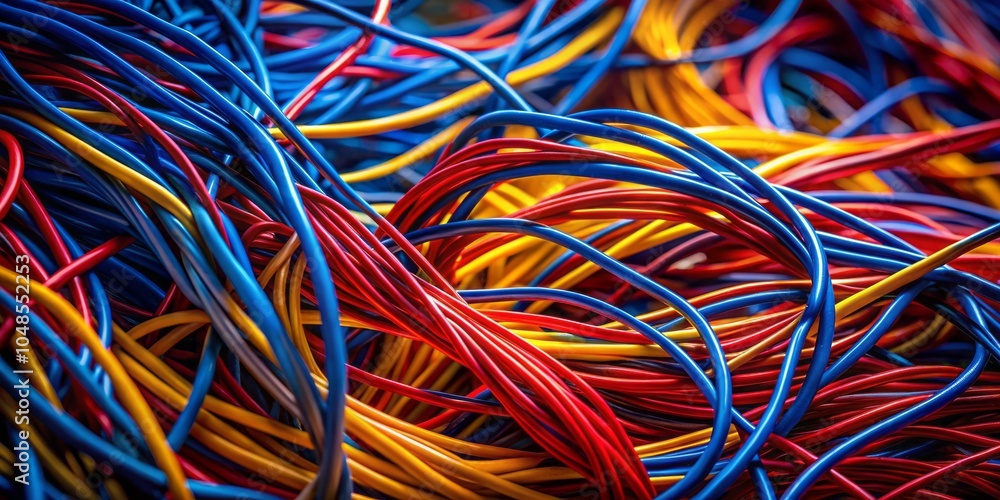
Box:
1 0 1000 498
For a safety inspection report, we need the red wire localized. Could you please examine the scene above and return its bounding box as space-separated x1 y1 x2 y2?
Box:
281 0 391 120
0 131 23 220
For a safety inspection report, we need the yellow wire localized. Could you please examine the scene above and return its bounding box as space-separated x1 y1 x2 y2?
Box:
341 118 473 183
4 109 196 232
0 270 193 500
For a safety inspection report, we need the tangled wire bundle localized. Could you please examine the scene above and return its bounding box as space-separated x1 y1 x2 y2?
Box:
1 0 1000 499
